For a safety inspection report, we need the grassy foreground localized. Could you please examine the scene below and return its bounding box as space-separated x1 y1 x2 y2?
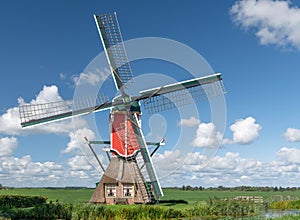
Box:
0 195 263 219
1 188 300 205
1 188 300 219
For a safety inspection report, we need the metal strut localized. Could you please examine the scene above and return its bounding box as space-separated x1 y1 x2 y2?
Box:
84 136 105 172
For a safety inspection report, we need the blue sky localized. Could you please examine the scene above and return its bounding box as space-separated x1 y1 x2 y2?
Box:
1 0 300 187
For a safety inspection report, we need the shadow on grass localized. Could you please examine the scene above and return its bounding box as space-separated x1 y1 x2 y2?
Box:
158 199 188 205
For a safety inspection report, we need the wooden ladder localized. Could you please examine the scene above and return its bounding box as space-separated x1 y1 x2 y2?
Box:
132 160 152 203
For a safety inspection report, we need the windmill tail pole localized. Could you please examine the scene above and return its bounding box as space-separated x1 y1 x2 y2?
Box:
84 136 105 172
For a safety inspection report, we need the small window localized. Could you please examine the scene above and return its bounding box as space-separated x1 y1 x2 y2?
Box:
106 184 117 197
123 184 133 197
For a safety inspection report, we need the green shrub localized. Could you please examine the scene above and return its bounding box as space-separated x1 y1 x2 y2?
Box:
269 200 300 210
185 198 262 218
0 200 72 220
70 200 261 220
0 195 47 209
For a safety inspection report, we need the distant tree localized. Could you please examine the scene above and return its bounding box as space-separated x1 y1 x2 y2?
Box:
186 185 192 191
279 186 284 192
0 184 2 190
217 185 225 191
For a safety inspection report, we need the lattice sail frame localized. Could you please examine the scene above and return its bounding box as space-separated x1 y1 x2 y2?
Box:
19 94 109 127
139 73 225 114
94 12 134 90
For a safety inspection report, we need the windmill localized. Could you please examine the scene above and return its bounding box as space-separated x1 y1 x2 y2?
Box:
19 12 225 204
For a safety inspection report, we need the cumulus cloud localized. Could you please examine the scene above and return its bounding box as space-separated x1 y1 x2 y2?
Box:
277 147 300 164
0 154 101 187
0 155 63 186
72 68 110 86
0 106 23 135
63 128 96 154
226 116 261 145
0 137 18 157
231 0 300 50
154 148 300 187
3 146 300 187
0 155 63 175
178 116 200 127
284 128 300 142
62 128 108 173
30 85 63 104
68 155 92 171
192 122 223 148
0 85 87 136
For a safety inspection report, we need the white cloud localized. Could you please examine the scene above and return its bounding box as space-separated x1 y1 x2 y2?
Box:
63 128 95 154
68 155 93 171
0 106 23 135
0 137 18 157
284 128 300 142
0 84 104 186
0 155 62 185
72 68 110 86
0 85 87 136
154 148 300 187
228 116 261 145
63 128 108 173
231 0 300 50
153 149 186 173
277 147 300 164
2 146 300 187
0 154 100 187
178 116 200 127
192 122 223 148
30 85 63 104
191 175 197 180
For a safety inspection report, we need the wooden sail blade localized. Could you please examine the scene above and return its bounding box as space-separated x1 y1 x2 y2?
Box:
137 73 225 114
129 113 164 198
19 95 111 127
94 12 133 90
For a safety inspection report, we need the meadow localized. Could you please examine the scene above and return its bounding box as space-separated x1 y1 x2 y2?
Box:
1 188 300 219
1 187 300 205
0 188 94 204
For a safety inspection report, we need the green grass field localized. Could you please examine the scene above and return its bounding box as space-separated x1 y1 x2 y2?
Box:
0 188 94 204
163 188 300 204
1 188 300 205
1 188 300 219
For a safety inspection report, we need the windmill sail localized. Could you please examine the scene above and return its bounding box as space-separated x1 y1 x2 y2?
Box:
94 12 134 90
19 94 111 127
137 73 225 114
129 113 164 198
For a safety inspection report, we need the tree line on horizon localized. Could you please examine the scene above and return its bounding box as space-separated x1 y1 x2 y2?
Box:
169 185 300 192
1 184 300 192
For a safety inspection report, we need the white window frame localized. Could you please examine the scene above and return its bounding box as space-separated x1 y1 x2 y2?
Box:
123 184 134 198
105 184 117 198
